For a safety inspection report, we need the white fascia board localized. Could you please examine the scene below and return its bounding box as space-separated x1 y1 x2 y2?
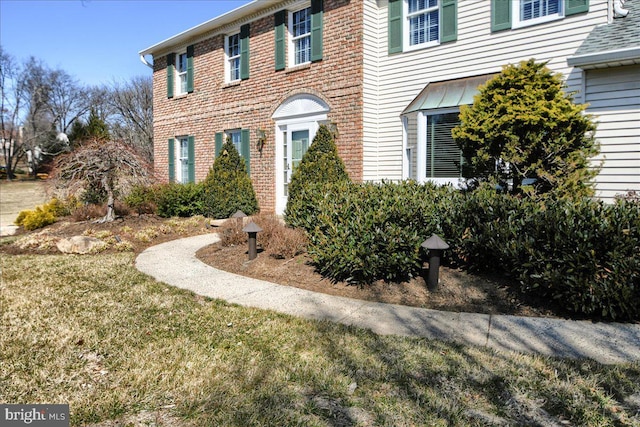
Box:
567 47 640 69
138 0 279 57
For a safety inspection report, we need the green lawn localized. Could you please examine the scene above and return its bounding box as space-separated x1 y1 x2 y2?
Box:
1 253 639 426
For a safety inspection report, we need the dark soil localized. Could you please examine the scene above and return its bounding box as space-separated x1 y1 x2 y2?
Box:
3 215 557 318
197 242 558 318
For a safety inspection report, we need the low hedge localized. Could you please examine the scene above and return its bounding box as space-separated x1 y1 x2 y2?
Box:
287 181 640 320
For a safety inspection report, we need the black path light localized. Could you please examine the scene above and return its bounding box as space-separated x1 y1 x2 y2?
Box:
242 221 263 260
421 234 450 290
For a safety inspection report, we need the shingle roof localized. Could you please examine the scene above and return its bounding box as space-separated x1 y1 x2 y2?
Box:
568 0 640 68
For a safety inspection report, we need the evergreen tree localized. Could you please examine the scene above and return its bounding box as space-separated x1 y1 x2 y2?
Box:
287 125 350 205
285 124 350 228
452 59 599 198
202 139 258 219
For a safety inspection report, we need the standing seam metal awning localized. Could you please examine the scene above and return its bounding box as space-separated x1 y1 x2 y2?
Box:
402 73 496 115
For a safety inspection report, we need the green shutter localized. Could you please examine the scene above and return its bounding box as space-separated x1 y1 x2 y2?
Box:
215 132 223 157
166 53 174 98
310 0 323 62
440 0 457 43
241 129 251 175
187 136 195 183
491 0 511 32
168 138 175 182
240 24 250 80
186 45 194 93
566 0 589 16
388 0 403 54
275 10 286 71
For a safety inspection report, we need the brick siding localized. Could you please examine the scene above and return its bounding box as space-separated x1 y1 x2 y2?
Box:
152 0 363 213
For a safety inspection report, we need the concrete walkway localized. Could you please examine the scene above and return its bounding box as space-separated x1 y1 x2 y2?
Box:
135 233 640 365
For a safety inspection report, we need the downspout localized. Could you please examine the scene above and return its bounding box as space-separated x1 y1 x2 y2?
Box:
140 54 154 69
613 0 629 18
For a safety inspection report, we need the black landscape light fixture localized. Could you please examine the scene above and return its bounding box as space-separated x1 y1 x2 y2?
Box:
231 210 247 227
421 234 449 290
242 221 263 260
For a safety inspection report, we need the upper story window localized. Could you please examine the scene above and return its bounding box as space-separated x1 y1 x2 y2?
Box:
406 0 440 49
166 45 194 98
176 52 188 95
492 0 587 32
274 0 323 71
290 7 312 65
226 33 241 82
515 0 563 27
388 0 456 55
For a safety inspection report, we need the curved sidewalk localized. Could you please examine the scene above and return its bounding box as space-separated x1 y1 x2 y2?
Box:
135 233 640 365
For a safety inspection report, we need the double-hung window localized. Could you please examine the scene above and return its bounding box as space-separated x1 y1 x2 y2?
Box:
224 24 250 83
274 0 323 71
492 0 587 32
226 129 243 156
167 46 194 98
388 0 456 54
215 129 251 175
515 0 562 27
168 136 195 183
178 137 189 183
176 52 188 94
226 33 241 82
291 7 311 65
407 0 439 48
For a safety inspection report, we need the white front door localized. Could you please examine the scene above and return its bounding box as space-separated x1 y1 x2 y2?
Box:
275 120 323 215
284 126 310 198
272 94 330 215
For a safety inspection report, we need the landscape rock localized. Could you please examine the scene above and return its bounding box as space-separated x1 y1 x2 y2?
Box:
57 236 106 254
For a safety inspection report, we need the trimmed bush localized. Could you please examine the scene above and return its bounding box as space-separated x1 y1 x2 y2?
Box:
202 141 258 219
285 124 350 229
124 184 158 214
155 183 204 218
296 180 639 320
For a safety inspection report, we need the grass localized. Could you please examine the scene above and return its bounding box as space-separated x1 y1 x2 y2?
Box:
0 180 47 228
1 253 639 426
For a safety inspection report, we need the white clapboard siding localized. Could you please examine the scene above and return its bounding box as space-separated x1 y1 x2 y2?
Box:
362 0 609 182
587 64 640 200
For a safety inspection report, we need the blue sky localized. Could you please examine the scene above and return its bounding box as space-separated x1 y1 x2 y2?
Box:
1 0 248 86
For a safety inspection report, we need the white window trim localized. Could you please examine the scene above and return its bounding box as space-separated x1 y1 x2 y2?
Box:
224 32 241 84
225 129 243 156
512 0 564 29
403 0 440 53
288 4 312 67
415 107 464 186
177 136 189 184
175 51 188 95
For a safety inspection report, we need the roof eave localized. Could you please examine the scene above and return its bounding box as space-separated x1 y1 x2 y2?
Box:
138 0 277 57
567 46 640 69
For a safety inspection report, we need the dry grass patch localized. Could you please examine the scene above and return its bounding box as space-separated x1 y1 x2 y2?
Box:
1 253 639 426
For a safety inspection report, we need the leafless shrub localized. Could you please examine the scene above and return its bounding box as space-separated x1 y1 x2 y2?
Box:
264 226 308 259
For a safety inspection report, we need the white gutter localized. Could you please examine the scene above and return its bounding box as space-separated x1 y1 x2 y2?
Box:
567 46 640 68
138 0 280 59
140 54 153 69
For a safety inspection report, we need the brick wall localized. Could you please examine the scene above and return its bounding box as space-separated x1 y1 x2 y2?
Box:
152 0 363 213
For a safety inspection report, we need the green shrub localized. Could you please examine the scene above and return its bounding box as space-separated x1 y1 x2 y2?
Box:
304 181 453 284
297 179 639 320
202 141 258 219
124 185 158 214
155 183 204 218
285 125 350 229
